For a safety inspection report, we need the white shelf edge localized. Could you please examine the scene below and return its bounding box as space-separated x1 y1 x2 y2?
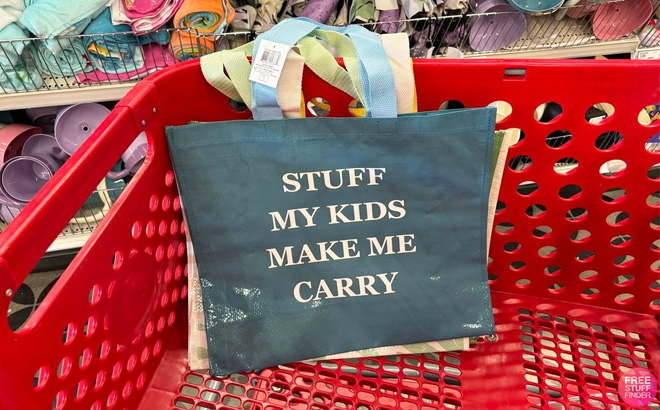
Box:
0 83 136 110
47 232 92 253
463 38 640 59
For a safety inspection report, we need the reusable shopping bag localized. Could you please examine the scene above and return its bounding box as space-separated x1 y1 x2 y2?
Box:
184 32 489 371
167 18 496 376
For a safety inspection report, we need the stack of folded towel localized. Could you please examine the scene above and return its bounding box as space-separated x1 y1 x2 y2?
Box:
168 0 236 62
174 0 235 34
169 31 215 62
20 0 110 41
0 0 24 33
0 23 43 92
78 43 175 83
82 9 170 74
0 0 250 92
29 38 93 77
111 0 185 31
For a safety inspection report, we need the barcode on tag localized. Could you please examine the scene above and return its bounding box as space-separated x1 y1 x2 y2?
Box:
249 40 291 88
261 49 281 65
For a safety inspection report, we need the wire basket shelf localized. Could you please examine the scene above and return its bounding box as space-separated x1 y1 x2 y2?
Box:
358 0 659 56
0 185 125 240
638 16 660 48
0 28 253 94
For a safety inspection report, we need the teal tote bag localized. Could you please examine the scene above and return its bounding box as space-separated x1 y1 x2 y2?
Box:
167 18 496 376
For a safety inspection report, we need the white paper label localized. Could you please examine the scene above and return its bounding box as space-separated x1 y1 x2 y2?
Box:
249 40 292 88
633 49 660 60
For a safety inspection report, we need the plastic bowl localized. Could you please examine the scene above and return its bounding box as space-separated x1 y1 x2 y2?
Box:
507 0 563 14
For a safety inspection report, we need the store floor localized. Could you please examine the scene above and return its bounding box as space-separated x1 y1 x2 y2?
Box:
7 269 63 331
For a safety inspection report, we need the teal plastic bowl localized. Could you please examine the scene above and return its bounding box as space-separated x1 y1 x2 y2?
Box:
507 0 562 13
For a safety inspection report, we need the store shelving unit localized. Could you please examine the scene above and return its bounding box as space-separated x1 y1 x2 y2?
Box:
463 36 639 58
460 12 642 58
0 82 133 111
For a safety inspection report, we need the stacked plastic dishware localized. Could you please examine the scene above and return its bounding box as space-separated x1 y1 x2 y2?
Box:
469 0 527 51
0 103 148 224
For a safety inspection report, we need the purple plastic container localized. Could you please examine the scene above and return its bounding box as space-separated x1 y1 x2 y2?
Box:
0 192 22 223
469 0 526 52
54 103 111 156
0 155 62 203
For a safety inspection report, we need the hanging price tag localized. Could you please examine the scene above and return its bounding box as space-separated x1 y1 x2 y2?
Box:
249 40 292 88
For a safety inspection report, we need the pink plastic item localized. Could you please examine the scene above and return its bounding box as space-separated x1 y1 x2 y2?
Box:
592 0 654 40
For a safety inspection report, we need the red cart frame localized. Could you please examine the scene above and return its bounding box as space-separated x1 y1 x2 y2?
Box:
0 59 659 410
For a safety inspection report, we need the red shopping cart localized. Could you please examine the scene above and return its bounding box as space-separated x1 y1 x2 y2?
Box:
0 59 658 410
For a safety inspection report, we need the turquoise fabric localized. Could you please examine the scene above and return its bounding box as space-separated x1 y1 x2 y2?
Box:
30 38 93 76
83 9 170 74
20 0 108 38
0 23 43 92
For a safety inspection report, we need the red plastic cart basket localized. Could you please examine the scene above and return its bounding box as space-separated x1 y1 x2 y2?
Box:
0 59 659 410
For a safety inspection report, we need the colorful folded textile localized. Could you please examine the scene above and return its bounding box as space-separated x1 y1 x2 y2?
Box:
0 23 43 93
76 44 175 83
124 0 170 16
174 0 235 34
333 0 350 26
445 0 470 12
300 0 341 23
169 31 215 61
402 0 437 18
19 0 108 38
231 5 257 31
29 38 92 77
0 56 43 93
0 0 24 32
253 0 288 31
83 9 170 74
0 23 27 67
281 0 307 19
111 0 185 31
214 5 256 52
349 0 376 23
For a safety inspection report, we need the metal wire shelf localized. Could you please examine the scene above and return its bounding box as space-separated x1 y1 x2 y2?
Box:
356 0 658 56
637 16 660 48
0 185 125 241
0 28 253 95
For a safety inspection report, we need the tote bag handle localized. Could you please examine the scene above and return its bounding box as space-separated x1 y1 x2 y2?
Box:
201 34 363 116
251 18 398 120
